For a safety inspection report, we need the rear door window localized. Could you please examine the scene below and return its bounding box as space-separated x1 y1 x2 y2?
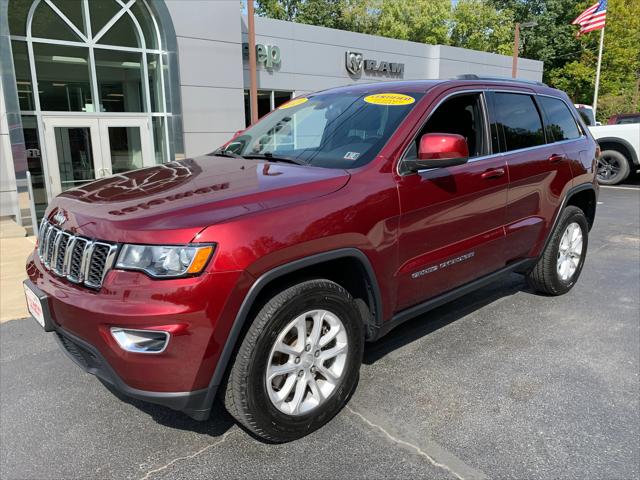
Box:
538 96 582 141
493 93 545 152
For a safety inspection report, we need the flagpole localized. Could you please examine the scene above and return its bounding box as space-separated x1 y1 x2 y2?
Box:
593 26 605 121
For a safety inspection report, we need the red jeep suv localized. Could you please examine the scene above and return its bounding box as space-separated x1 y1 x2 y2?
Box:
25 77 598 442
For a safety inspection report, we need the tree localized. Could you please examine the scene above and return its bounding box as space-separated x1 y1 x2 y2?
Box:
255 0 303 21
375 0 451 45
450 0 514 55
547 0 640 119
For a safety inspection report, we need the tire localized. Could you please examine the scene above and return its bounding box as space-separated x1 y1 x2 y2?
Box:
527 206 589 296
223 279 364 442
597 149 630 185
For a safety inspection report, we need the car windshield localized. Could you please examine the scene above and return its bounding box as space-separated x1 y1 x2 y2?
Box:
221 91 424 169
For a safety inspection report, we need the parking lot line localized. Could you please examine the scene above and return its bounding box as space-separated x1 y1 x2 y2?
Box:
599 185 640 191
346 405 487 480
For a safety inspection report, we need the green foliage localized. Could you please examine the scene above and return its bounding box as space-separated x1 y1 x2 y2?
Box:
450 0 514 55
544 0 640 119
375 0 451 44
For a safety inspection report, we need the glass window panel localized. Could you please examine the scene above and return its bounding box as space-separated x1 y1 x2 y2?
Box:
21 115 49 222
538 96 582 142
152 117 167 164
94 49 144 112
31 1 81 41
167 115 185 161
273 91 292 108
11 41 35 111
98 12 140 48
131 0 158 49
33 43 93 112
244 91 250 127
52 0 86 36
8 0 30 36
89 0 120 39
258 90 271 118
107 127 143 173
493 93 545 152
54 127 96 191
148 53 163 112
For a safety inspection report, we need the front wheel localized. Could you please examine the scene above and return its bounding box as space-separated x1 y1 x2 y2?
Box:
597 149 630 185
527 206 589 295
223 279 364 442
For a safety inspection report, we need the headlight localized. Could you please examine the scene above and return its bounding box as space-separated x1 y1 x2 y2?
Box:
115 244 214 278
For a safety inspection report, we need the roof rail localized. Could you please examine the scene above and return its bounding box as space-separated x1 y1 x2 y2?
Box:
453 74 547 87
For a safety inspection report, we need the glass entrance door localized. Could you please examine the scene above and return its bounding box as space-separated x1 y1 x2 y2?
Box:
98 118 153 176
42 116 153 197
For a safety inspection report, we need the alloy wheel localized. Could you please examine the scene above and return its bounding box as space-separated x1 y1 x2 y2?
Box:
266 309 348 416
597 154 622 181
557 222 583 282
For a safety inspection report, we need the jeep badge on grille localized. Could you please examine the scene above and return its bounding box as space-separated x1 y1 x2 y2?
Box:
52 210 66 226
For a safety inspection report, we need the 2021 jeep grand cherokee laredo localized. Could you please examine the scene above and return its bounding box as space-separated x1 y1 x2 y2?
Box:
25 78 598 442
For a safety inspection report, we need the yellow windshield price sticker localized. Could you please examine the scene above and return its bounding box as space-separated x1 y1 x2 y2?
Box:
279 97 309 109
364 93 415 106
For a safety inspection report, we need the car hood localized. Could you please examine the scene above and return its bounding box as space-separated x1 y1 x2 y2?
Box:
49 155 351 244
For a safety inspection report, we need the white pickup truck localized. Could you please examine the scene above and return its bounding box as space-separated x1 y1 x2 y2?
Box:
589 123 640 185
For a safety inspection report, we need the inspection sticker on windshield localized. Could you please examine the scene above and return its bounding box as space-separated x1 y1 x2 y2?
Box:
344 152 360 160
364 93 415 106
279 97 308 109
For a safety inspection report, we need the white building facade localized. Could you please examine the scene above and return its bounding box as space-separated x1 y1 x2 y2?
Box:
0 0 543 232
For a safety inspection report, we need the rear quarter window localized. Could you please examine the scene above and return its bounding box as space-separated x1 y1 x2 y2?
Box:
493 92 545 152
538 96 582 141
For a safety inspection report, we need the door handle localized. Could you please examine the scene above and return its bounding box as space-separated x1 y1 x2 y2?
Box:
548 153 566 163
480 168 505 180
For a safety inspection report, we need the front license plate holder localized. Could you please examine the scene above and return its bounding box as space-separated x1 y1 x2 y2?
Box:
23 280 55 332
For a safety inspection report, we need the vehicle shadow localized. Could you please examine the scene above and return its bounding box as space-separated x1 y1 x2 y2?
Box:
103 382 235 437
363 272 529 365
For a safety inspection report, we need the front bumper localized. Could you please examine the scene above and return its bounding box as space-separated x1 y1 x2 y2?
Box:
53 323 210 419
26 253 250 420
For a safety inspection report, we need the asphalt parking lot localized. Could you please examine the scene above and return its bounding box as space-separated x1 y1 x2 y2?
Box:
1 185 638 480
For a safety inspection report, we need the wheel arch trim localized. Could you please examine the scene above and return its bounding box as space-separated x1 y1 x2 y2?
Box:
199 248 383 417
542 183 597 254
596 137 638 165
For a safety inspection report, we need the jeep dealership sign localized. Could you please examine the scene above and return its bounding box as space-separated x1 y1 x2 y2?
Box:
243 43 281 69
345 51 404 76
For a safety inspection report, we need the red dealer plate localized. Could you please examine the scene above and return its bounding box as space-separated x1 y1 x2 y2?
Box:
24 282 45 329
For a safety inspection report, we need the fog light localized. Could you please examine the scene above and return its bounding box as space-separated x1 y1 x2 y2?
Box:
110 328 170 354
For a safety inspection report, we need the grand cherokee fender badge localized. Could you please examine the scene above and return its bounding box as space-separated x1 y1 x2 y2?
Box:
411 251 475 279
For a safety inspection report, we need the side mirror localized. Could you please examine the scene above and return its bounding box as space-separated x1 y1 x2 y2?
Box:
404 133 469 172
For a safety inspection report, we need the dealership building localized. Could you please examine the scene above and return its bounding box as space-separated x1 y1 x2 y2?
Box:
0 0 543 232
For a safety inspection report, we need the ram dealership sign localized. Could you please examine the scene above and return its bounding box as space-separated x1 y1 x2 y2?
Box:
345 51 404 76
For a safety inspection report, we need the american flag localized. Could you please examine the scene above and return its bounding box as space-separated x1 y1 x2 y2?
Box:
572 0 607 36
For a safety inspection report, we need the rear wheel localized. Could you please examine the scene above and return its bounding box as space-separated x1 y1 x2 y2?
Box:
597 149 630 185
527 206 589 295
223 279 364 442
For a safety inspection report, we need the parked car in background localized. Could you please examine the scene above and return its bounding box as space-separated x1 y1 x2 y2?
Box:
25 78 598 442
589 123 640 184
607 113 640 125
575 104 598 126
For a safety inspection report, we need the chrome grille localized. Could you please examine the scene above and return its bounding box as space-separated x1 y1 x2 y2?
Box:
37 220 118 289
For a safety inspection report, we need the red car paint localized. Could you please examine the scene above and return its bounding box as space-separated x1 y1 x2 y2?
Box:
26 79 598 419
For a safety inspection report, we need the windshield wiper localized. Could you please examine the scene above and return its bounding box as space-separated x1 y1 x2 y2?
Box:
242 152 306 166
212 148 243 159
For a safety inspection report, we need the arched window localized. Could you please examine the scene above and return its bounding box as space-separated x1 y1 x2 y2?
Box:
9 0 179 163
